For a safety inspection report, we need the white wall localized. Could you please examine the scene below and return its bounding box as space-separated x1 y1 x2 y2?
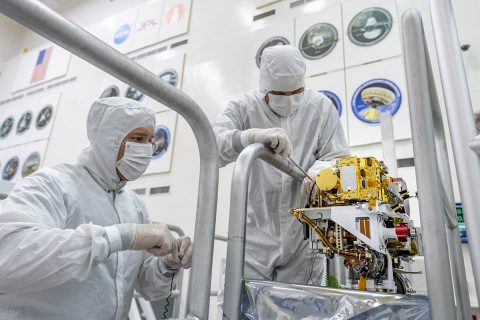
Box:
0 16 26 100
453 0 480 112
0 0 479 318
0 17 24 62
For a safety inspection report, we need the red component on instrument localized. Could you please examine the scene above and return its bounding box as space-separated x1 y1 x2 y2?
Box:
395 223 410 242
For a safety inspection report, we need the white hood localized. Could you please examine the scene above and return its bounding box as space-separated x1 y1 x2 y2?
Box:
259 45 306 94
78 97 155 191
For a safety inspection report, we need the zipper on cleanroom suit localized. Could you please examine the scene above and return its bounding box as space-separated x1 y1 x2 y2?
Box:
279 116 292 257
111 190 122 320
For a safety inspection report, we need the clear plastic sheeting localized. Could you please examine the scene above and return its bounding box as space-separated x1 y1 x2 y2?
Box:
242 280 430 320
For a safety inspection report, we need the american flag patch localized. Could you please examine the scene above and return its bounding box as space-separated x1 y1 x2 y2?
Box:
30 46 53 84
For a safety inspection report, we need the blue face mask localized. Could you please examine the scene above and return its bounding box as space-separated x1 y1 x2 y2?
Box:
267 92 303 117
116 142 152 181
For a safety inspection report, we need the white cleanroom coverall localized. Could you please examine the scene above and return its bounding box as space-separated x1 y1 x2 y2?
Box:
0 98 180 320
213 45 350 284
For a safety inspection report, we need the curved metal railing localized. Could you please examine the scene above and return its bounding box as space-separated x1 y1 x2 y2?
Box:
222 144 305 320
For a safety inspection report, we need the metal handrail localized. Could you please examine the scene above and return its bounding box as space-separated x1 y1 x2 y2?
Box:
423 29 472 319
0 1 219 319
167 224 186 238
429 0 480 305
222 143 305 320
215 234 228 242
402 9 469 320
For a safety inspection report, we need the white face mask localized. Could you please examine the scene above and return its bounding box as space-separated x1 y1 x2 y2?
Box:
116 142 153 181
267 92 303 117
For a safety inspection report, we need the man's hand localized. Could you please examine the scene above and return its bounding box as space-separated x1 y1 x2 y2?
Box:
163 236 193 269
240 128 292 158
300 175 320 205
115 223 177 256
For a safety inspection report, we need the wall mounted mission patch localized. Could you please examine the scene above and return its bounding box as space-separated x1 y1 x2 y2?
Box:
299 23 338 60
347 7 393 47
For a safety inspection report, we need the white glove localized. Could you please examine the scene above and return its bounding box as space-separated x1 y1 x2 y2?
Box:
300 160 337 199
163 236 193 269
240 128 292 158
300 175 317 197
114 223 177 256
301 175 321 206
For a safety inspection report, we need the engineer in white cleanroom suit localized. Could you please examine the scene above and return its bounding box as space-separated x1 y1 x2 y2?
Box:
0 97 192 320
213 45 350 284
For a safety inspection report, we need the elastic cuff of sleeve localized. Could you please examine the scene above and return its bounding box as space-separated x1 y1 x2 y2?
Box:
240 129 252 149
105 226 123 254
157 258 179 276
232 130 245 153
114 223 136 250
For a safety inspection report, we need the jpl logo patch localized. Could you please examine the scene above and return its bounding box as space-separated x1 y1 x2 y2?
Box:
114 24 131 44
137 19 158 32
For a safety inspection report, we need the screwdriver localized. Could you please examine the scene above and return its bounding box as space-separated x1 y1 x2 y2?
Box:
288 156 315 183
